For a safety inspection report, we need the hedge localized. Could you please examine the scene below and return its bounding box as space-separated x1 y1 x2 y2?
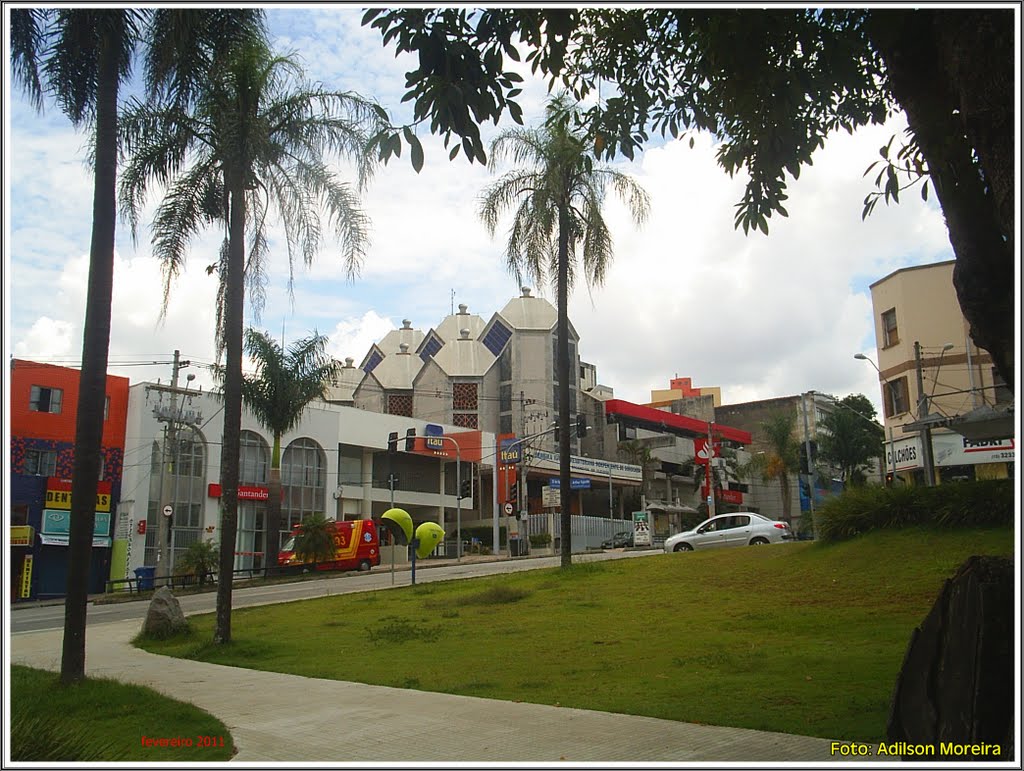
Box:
815 479 1014 542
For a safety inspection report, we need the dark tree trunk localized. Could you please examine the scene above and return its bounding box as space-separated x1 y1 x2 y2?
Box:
214 173 246 644
557 203 573 568
868 9 1015 388
60 16 121 685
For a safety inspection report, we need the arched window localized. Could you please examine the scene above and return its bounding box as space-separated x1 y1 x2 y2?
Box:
236 430 270 572
239 430 269 486
282 437 326 534
145 426 208 568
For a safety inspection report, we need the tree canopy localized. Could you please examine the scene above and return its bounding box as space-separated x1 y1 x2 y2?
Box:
364 8 1014 389
816 394 885 485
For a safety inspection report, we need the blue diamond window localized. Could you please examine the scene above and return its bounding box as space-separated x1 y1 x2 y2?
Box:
482 320 512 356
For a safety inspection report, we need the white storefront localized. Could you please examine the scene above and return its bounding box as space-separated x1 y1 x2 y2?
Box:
114 383 495 583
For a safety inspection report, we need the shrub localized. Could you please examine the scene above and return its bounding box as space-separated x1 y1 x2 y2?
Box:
816 479 1013 542
529 532 551 547
175 539 218 586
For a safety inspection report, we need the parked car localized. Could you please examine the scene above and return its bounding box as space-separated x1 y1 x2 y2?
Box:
663 513 793 552
601 530 634 549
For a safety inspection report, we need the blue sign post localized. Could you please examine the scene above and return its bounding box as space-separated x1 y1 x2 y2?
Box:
548 477 591 490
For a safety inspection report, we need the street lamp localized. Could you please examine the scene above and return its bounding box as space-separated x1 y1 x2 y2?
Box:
854 353 898 486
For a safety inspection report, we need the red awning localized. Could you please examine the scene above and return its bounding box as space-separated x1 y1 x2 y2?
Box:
604 399 752 445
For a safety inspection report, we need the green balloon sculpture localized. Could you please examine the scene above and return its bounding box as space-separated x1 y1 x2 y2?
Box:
378 508 445 584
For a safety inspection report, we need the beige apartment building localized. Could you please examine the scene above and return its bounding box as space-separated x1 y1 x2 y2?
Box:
866 260 1015 484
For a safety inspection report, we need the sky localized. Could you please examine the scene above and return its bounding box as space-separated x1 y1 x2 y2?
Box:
4 7 958 419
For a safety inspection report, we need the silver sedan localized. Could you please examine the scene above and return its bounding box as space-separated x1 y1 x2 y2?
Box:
663 512 793 552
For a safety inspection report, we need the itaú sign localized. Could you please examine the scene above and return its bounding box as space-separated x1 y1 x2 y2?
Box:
207 483 270 501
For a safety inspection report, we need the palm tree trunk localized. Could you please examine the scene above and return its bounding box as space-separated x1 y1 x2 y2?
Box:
264 433 283 578
557 202 572 568
214 172 246 644
60 17 121 685
779 472 791 524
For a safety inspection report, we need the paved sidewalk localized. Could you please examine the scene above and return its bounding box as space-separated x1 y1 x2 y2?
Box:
11 618 873 764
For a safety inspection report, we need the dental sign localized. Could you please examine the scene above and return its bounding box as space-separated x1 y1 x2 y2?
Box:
887 436 1015 470
933 436 1015 466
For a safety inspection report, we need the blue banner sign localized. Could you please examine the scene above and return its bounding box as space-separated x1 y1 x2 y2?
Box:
499 438 521 465
548 477 591 490
424 423 445 450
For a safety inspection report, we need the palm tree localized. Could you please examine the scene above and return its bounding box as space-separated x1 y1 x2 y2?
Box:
225 328 340 577
480 93 650 568
747 410 802 524
10 7 263 684
175 539 219 587
119 37 386 644
292 513 338 570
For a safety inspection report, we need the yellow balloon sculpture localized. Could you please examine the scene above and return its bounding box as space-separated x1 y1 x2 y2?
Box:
380 507 414 545
414 522 445 559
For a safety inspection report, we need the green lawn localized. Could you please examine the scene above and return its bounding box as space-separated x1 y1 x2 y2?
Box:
136 526 1013 742
9 665 235 762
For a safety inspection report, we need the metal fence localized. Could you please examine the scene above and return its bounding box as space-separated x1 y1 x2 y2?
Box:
523 513 638 552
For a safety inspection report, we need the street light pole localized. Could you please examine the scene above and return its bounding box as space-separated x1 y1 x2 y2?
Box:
800 392 816 532
855 353 897 486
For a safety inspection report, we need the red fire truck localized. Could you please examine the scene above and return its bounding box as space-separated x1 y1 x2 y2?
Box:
278 518 380 573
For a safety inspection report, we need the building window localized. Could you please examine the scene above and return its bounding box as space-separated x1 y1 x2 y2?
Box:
453 413 478 429
498 346 512 382
30 385 62 414
483 319 512 356
172 428 206 477
388 392 413 417
12 504 29 526
884 377 910 417
363 349 384 374
24 449 57 476
499 414 513 434
992 367 1013 405
239 430 269 486
282 438 326 534
104 395 111 420
453 382 478 411
881 308 899 348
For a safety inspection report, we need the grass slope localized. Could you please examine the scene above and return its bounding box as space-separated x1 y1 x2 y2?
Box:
9 665 235 762
137 526 1013 742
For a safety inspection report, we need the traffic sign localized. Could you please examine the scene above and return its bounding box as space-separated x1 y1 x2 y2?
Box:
503 503 514 515
162 505 173 517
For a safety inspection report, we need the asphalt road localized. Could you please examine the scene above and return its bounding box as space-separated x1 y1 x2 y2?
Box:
10 548 661 634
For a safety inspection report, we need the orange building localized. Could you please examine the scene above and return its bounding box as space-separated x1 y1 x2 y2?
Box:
9 359 129 600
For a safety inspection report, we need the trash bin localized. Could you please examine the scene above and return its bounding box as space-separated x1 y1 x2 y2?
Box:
134 566 156 591
510 538 524 557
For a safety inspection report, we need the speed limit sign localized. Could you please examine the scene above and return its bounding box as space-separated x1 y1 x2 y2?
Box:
503 502 513 515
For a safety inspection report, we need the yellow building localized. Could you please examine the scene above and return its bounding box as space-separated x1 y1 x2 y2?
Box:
866 260 1014 484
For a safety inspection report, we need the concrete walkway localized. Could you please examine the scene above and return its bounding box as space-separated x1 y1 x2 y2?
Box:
11 617 872 764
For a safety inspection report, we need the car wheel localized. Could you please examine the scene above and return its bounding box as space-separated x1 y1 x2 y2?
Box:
673 543 693 552
750 537 769 546
358 559 371 572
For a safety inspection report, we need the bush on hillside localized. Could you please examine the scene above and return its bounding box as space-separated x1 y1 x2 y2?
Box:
816 479 1013 542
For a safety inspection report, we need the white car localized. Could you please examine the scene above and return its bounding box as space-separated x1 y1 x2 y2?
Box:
663 512 793 552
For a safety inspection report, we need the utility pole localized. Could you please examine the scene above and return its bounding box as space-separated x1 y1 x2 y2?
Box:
914 341 937 486
706 421 716 519
155 350 189 582
800 392 816 533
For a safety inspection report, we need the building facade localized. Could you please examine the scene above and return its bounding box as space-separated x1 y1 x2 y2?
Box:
866 260 1015 484
117 383 497 582
9 359 129 600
